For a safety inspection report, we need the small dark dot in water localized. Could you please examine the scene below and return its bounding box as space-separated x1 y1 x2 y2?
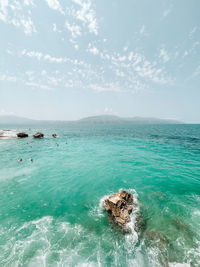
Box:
19 159 23 163
30 159 33 163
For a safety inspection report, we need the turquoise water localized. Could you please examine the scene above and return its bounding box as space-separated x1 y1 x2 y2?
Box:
0 123 200 266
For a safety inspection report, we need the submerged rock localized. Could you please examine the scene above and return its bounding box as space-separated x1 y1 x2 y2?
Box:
144 230 170 249
17 132 28 138
143 230 170 267
33 132 44 138
104 190 143 232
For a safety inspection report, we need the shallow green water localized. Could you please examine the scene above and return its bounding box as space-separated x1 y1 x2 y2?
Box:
0 123 200 266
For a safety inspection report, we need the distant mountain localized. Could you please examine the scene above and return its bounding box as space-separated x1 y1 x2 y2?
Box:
0 114 183 125
78 115 182 124
79 115 121 123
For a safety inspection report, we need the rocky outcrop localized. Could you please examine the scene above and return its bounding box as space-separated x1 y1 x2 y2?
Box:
33 132 44 138
104 190 134 228
17 132 28 138
52 134 57 138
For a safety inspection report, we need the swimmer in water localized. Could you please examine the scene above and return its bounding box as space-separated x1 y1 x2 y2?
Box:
30 159 33 163
19 159 23 163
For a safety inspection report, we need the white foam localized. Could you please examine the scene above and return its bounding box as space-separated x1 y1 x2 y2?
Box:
0 130 17 139
169 263 190 267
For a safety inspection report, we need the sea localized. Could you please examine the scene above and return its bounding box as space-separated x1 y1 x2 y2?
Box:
0 122 200 267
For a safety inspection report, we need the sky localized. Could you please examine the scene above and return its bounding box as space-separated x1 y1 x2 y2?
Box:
0 0 200 123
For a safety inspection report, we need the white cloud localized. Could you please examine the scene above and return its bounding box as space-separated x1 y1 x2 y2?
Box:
104 107 113 114
52 23 63 33
65 22 81 38
45 0 64 15
88 45 99 55
0 73 17 82
41 70 47 76
0 0 37 35
189 27 197 39
26 82 53 90
140 25 145 35
90 83 122 93
115 69 125 77
24 0 34 6
72 0 98 35
162 9 171 18
128 52 134 61
183 41 200 58
192 65 200 78
0 109 14 116
159 48 169 63
123 45 128 52
20 49 89 67
20 16 36 34
0 0 8 22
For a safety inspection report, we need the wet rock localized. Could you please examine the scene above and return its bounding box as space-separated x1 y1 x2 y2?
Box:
173 218 195 245
52 133 57 138
135 212 146 232
17 132 29 138
104 190 135 230
33 132 44 138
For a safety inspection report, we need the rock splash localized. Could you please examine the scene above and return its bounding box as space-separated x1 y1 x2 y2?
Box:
104 190 134 228
0 130 16 139
33 132 44 138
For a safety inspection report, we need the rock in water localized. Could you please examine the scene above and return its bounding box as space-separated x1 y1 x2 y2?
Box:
17 132 28 138
104 190 134 228
33 132 44 138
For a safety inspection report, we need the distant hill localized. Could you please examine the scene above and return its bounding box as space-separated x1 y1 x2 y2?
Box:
78 115 182 124
0 114 182 125
79 115 121 123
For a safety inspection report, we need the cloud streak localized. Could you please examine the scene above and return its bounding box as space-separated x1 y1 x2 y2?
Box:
0 0 37 34
45 0 64 15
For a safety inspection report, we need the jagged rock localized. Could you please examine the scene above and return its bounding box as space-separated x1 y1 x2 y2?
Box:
52 134 57 138
17 132 28 138
33 132 44 138
104 190 134 228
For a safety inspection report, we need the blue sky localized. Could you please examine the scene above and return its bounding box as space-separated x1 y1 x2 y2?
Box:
0 0 200 122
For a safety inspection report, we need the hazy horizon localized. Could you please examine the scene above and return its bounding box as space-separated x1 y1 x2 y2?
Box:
0 0 200 123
